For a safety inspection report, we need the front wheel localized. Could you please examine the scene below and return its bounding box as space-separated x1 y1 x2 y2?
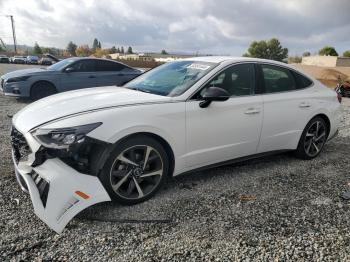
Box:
295 117 328 160
30 82 57 100
99 135 169 205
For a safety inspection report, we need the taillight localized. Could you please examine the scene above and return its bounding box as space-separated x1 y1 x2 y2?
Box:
337 93 342 103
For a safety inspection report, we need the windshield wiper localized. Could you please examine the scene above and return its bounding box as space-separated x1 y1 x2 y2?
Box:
125 87 152 94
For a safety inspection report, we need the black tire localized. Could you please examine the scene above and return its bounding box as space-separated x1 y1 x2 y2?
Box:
99 135 170 205
30 81 57 100
340 87 346 97
295 116 328 160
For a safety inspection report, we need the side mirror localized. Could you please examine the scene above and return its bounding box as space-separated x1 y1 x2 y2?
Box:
199 87 230 108
64 67 75 73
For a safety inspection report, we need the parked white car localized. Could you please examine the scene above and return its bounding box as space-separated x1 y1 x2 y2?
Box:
11 57 341 233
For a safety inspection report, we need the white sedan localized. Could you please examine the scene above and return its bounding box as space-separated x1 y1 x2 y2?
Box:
11 56 341 233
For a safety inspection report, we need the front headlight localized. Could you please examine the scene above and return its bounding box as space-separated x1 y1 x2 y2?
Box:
7 76 31 83
32 123 102 149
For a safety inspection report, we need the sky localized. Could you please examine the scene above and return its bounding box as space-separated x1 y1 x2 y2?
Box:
0 0 349 56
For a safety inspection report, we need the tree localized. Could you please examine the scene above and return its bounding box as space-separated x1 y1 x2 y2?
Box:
121 46 124 54
243 38 288 61
98 41 102 49
33 42 42 55
110 46 117 53
66 41 77 56
343 50 350 57
92 38 99 51
94 48 109 58
116 47 120 53
319 46 338 56
302 51 311 57
161 49 168 55
76 45 92 57
127 46 133 54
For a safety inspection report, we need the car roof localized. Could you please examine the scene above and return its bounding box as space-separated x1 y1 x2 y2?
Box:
181 56 289 67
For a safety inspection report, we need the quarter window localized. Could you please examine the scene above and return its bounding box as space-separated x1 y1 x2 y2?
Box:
261 64 296 93
201 63 255 97
293 72 313 89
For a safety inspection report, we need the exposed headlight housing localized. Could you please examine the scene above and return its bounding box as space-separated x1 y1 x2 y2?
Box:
32 123 102 149
7 75 31 83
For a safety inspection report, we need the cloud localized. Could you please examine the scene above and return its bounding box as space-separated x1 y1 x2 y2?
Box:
0 0 349 55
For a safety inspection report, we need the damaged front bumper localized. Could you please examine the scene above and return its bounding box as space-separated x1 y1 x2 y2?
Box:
11 126 111 234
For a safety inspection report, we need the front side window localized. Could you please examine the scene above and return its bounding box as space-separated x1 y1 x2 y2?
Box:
125 60 217 96
261 64 296 93
199 63 255 97
70 60 96 72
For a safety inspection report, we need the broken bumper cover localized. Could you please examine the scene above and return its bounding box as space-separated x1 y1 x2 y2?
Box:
12 142 111 233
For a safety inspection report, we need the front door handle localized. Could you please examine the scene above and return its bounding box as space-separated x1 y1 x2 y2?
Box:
299 102 311 108
88 75 96 78
245 108 261 114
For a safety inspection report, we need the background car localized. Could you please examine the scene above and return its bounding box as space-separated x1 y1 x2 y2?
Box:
10 57 340 232
0 57 143 100
39 57 53 65
26 55 39 64
0 55 10 63
11 56 27 64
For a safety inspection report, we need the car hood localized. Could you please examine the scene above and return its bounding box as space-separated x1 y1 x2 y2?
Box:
13 86 172 133
2 68 48 79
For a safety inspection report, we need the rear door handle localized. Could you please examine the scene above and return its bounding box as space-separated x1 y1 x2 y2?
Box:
88 75 96 78
244 108 261 114
299 102 311 108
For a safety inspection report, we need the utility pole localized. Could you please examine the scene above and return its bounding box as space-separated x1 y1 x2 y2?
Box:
6 15 17 54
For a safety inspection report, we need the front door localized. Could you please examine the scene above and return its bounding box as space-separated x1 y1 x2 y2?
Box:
59 59 97 91
185 63 263 168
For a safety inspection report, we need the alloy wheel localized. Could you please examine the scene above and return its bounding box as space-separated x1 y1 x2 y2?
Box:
304 120 327 157
109 145 163 200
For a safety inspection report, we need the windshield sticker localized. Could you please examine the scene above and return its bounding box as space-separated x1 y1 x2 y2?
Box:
187 63 210 71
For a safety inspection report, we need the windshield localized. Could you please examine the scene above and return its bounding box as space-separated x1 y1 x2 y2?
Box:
47 58 75 71
125 60 217 96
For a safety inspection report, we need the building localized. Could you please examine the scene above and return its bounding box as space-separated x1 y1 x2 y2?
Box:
109 53 153 61
302 56 350 67
109 52 195 62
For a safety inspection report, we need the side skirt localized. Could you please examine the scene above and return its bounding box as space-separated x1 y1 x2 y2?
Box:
178 149 293 176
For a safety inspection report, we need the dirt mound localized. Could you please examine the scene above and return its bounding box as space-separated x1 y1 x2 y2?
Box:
320 68 348 81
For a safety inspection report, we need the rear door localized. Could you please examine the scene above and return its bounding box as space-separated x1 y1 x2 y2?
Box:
59 59 98 91
257 63 314 153
95 60 139 86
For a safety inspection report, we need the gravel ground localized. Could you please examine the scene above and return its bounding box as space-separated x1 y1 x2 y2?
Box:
1 69 350 260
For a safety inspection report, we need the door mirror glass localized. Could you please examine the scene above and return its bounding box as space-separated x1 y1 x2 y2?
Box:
65 67 75 73
200 87 230 108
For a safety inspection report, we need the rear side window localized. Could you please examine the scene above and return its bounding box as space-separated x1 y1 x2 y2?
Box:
293 72 313 89
261 64 296 93
96 60 126 71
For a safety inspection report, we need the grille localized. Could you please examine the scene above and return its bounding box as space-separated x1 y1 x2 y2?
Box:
11 126 31 164
31 171 50 207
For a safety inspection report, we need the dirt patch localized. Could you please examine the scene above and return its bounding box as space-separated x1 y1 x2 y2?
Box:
294 64 350 88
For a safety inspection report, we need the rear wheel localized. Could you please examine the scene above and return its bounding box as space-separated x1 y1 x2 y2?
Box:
295 117 328 159
30 82 57 100
99 135 169 205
